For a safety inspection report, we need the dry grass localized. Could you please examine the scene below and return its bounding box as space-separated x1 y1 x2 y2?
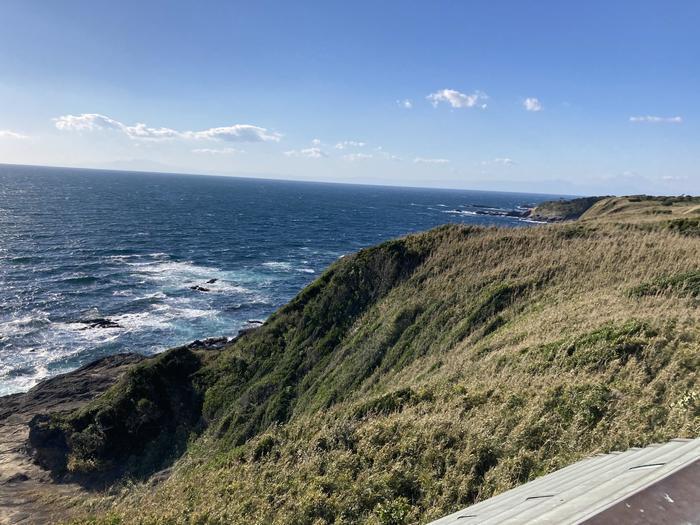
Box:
65 208 699 524
581 195 700 224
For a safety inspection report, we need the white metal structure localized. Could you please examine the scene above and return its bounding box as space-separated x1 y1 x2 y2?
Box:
430 438 700 524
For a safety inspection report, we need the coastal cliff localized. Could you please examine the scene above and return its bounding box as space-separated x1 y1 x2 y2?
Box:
3 196 700 524
526 196 608 222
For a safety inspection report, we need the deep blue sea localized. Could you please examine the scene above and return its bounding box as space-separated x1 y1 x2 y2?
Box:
0 164 560 395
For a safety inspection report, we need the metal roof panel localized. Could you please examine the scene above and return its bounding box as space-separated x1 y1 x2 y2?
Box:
429 438 700 525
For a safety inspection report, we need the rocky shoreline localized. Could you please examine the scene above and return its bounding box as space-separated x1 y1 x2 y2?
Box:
446 196 607 223
0 353 144 524
0 328 260 525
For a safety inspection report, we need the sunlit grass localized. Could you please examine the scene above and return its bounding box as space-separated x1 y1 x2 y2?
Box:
61 199 700 524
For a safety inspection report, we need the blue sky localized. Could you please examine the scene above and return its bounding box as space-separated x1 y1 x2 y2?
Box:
0 1 698 194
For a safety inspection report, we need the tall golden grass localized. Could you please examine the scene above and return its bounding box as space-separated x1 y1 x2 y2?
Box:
68 206 699 524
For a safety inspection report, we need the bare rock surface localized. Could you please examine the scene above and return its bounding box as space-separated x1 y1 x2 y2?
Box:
0 353 144 525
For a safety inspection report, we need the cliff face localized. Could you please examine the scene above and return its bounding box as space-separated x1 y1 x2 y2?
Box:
29 346 206 483
527 196 608 221
17 198 700 523
0 353 144 524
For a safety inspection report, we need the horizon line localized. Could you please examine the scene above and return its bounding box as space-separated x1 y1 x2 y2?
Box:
0 162 581 198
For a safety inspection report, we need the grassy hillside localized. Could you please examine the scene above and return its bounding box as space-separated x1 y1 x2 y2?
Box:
580 195 700 225
37 197 699 524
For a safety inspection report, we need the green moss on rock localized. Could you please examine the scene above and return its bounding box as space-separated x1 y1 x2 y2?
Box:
30 346 206 482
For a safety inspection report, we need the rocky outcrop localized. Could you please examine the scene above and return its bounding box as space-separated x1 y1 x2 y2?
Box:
76 318 122 329
184 336 230 350
0 337 238 523
28 347 206 486
0 353 144 524
527 196 608 222
0 353 145 425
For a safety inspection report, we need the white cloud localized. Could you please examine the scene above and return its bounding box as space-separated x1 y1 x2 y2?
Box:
397 99 413 109
284 147 327 159
414 157 450 164
54 113 124 132
342 153 373 161
523 97 543 112
0 129 29 139
311 138 322 146
192 147 242 155
53 113 281 142
185 125 281 142
334 140 367 150
629 115 683 123
126 123 181 140
427 89 487 109
482 157 515 166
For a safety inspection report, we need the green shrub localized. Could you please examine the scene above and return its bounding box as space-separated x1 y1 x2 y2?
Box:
30 346 205 481
630 270 700 298
664 218 700 236
375 497 412 525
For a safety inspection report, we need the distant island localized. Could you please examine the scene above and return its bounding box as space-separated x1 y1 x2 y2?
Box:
2 195 699 524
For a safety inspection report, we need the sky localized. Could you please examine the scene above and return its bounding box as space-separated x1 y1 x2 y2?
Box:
0 0 698 195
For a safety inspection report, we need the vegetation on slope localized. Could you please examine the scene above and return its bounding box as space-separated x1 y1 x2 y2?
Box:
201 236 432 448
38 197 700 524
31 236 434 479
579 194 700 224
630 271 700 299
527 196 608 221
30 346 210 483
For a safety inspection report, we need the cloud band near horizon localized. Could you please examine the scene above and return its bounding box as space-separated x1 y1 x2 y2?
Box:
53 113 282 142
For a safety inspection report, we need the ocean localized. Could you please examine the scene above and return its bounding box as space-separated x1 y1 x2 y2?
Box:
0 164 560 395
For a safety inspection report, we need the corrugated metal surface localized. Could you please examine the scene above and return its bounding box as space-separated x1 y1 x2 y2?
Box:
581 459 700 525
429 438 700 525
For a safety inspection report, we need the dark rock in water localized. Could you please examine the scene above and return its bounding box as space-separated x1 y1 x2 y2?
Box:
185 337 230 351
471 208 529 218
190 285 210 292
450 207 527 219
237 320 264 337
205 278 218 284
237 326 257 336
77 318 121 329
